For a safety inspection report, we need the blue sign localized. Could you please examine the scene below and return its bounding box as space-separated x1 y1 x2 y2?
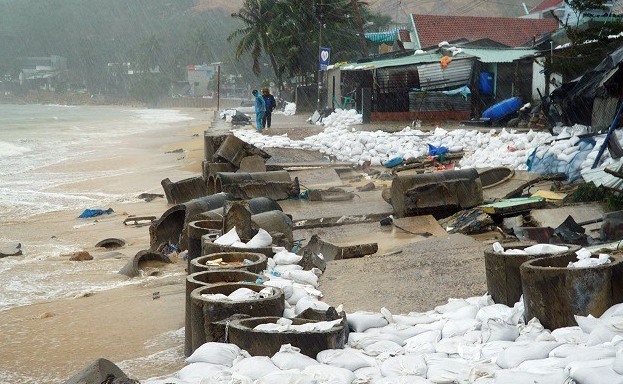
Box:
319 47 331 71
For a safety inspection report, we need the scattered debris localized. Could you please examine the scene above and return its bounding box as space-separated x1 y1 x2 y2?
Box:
439 208 495 235
137 193 164 202
68 251 93 261
480 197 546 216
293 213 390 230
123 216 157 226
0 243 22 258
94 238 126 249
78 208 114 219
303 234 378 261
356 182 376 192
307 187 355 202
165 148 184 154
161 176 209 205
238 155 268 173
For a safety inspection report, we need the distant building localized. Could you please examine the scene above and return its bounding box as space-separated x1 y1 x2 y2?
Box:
186 64 216 97
18 55 68 90
522 0 565 20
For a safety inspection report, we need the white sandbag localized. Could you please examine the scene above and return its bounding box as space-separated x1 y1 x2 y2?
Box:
575 314 605 334
232 356 280 380
435 299 470 314
465 295 494 309
441 305 479 320
142 378 192 384
302 364 357 384
177 362 229 382
274 265 304 273
368 324 427 342
214 227 240 246
245 228 273 248
425 357 470 383
272 345 319 370
602 303 623 319
476 304 521 325
371 377 433 384
348 312 389 332
294 296 330 315
287 286 310 306
481 319 519 342
228 287 261 301
255 370 317 384
354 366 383 382
441 319 480 339
380 355 427 377
479 341 514 359
282 270 319 287
550 326 590 344
523 244 568 255
549 344 615 359
274 250 303 265
393 314 436 326
566 359 623 384
349 332 406 349
493 368 568 384
614 349 623 375
496 341 560 369
264 279 294 300
363 340 404 358
317 349 375 371
186 342 241 366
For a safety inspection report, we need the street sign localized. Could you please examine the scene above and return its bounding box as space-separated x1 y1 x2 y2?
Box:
319 47 331 71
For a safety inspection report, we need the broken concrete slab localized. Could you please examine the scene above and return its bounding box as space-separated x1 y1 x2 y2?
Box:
222 179 301 201
303 234 378 262
602 210 623 241
118 250 172 278
161 176 209 205
213 135 271 168
502 216 524 232
202 161 236 179
514 227 555 243
0 243 22 258
62 358 130 384
357 182 376 192
290 168 344 188
439 208 495 235
483 171 566 201
308 188 355 202
238 155 267 173
204 133 228 162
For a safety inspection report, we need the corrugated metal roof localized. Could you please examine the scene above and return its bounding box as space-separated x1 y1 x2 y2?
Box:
340 52 453 71
460 48 536 63
418 58 474 91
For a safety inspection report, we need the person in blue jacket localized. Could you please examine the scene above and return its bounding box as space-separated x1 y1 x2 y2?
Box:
261 88 276 128
252 89 266 131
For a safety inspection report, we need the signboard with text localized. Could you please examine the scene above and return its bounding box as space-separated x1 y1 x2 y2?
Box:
319 47 331 71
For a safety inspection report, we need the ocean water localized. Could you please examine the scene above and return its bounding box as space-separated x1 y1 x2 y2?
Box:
0 104 194 221
0 104 196 312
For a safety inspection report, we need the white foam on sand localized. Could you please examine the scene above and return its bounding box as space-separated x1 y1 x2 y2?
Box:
0 141 32 157
132 109 195 124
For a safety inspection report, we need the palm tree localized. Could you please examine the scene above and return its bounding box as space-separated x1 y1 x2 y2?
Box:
228 0 281 82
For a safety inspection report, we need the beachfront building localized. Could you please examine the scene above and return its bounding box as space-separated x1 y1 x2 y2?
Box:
17 55 68 91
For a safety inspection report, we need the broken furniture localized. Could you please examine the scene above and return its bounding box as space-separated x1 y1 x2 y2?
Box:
484 242 580 307
390 168 483 218
521 253 623 330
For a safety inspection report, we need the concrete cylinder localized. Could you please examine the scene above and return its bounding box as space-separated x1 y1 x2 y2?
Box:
215 171 292 192
185 270 264 356
187 220 223 264
201 242 275 262
191 283 284 347
485 242 580 306
190 252 267 275
252 210 294 243
227 317 347 357
521 253 623 330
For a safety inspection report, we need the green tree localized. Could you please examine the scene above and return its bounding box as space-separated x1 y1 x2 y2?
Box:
135 35 163 73
228 0 281 81
128 75 170 106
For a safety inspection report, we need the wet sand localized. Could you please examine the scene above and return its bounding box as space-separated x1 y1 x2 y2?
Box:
0 108 211 382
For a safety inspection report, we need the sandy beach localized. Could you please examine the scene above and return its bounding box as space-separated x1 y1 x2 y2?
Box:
0 107 212 383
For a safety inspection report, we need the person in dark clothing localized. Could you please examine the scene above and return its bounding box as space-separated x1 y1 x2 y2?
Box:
261 88 276 128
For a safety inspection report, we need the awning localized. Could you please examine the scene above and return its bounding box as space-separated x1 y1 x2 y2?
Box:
365 28 399 44
459 48 536 63
341 52 464 71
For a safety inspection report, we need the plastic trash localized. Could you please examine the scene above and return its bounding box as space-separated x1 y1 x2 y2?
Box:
384 157 404 168
78 208 114 218
214 227 241 246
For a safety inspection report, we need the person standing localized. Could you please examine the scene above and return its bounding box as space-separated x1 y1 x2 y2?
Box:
252 89 266 131
261 88 276 129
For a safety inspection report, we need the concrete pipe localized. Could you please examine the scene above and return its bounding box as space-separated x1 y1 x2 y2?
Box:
390 168 482 218
185 270 264 357
251 210 294 243
200 197 284 220
187 220 223 264
190 252 267 275
485 242 580 307
201 242 275 263
149 193 234 251
521 253 623 330
215 171 291 191
227 317 347 358
478 167 515 190
204 133 228 163
191 283 284 346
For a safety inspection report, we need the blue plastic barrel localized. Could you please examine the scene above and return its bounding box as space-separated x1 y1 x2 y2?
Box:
482 97 522 120
479 72 494 95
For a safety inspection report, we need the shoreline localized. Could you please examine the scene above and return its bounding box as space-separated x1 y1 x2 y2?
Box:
0 105 214 382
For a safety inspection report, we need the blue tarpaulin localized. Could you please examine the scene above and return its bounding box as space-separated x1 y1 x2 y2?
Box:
78 208 114 218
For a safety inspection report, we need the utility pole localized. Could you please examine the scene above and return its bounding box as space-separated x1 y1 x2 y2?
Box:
317 0 324 112
350 0 368 57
